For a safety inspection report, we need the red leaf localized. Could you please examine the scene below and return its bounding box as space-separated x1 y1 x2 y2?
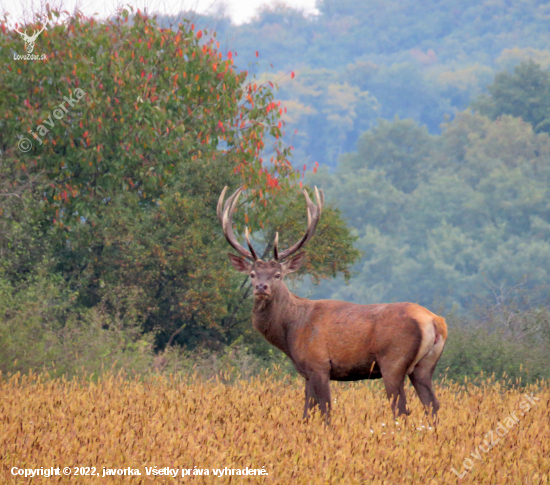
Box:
141 70 145 78
303 164 306 171
227 51 232 59
291 71 295 79
255 51 258 57
83 131 89 137
197 30 203 39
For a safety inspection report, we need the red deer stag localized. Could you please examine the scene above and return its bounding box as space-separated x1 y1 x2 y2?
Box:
218 186 447 421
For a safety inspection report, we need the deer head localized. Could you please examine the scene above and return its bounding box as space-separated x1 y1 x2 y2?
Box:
217 186 324 301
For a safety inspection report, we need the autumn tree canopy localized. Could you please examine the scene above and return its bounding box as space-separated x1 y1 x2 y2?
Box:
0 7 360 352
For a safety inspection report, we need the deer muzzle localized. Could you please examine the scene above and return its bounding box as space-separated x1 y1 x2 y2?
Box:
254 283 271 299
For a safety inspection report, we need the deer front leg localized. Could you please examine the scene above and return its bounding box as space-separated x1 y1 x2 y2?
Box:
303 373 331 422
303 379 313 419
378 356 411 418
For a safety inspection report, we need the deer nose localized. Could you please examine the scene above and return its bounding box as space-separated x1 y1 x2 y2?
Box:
255 283 268 292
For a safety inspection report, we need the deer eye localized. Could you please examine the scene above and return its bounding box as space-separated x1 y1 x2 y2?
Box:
275 274 281 279
250 273 255 279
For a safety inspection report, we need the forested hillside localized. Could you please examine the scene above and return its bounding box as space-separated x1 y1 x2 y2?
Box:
159 0 550 311
310 109 550 310
162 0 550 168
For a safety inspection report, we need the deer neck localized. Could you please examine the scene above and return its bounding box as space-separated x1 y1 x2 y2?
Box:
252 284 297 355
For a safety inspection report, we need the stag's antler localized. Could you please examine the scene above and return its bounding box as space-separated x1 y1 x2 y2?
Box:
217 187 258 261
274 186 324 262
218 185 323 263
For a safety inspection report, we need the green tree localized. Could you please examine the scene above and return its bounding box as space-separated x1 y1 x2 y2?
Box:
0 7 360 351
309 114 550 310
472 60 550 134
0 160 49 282
346 116 435 193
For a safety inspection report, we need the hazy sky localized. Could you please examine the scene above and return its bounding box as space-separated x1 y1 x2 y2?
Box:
2 0 319 25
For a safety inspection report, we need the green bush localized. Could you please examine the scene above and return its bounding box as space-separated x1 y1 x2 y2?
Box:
437 304 550 384
0 262 155 379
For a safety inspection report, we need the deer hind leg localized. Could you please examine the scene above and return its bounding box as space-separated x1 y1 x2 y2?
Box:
409 368 439 416
408 337 445 417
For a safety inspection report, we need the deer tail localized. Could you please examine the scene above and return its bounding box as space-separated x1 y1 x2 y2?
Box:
433 315 447 345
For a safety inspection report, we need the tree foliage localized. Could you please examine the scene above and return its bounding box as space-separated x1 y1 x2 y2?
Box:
310 111 550 311
166 0 550 168
0 7 360 352
472 60 550 134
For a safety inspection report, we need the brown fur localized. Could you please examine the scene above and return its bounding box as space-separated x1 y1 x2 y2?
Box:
230 255 448 422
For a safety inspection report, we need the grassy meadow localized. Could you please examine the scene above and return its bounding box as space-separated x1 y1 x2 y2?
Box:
1 371 549 484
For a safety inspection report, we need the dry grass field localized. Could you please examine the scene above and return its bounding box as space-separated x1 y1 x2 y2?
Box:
1 370 549 484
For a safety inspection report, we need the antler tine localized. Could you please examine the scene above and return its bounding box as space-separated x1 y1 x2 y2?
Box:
218 186 243 229
273 231 279 261
277 186 324 262
244 226 258 261
218 186 257 261
216 186 229 224
245 226 258 261
314 186 324 214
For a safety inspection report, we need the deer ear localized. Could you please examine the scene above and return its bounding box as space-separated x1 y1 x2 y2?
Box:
282 252 306 274
228 253 252 273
